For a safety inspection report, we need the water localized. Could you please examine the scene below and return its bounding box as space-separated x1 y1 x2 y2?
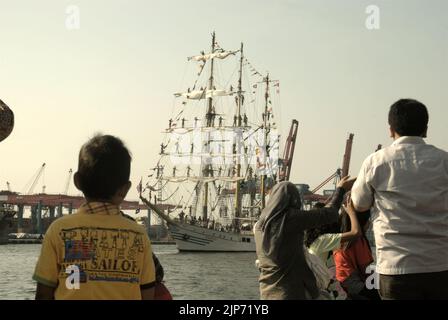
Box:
0 244 260 300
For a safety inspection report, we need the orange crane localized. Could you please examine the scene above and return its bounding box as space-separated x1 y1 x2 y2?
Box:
309 133 355 195
278 119 299 182
310 169 341 194
341 133 354 178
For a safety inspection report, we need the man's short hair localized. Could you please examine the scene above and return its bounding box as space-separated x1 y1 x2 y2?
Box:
388 99 429 137
77 134 131 199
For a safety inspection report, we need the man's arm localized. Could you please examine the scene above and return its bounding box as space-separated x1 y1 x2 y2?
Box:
35 283 55 300
286 177 355 230
287 207 339 231
351 158 374 212
352 201 371 213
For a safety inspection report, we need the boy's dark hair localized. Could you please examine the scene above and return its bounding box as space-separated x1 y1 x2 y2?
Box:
77 134 131 199
388 99 429 137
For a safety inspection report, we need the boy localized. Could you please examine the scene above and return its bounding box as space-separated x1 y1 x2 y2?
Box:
33 134 155 299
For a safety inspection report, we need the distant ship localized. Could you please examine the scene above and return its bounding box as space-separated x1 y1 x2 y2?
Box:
140 33 298 252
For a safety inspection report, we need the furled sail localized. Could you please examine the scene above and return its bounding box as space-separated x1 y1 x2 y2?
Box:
174 89 234 100
188 50 238 62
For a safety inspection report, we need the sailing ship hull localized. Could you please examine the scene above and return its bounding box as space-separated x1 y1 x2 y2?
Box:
167 222 255 252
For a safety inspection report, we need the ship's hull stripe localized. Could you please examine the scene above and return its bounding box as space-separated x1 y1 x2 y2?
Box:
171 235 208 246
171 237 206 246
165 223 257 251
170 231 211 244
168 224 245 241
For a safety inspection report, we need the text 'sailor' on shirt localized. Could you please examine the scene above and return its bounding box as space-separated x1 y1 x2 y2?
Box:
32 202 156 300
351 136 448 276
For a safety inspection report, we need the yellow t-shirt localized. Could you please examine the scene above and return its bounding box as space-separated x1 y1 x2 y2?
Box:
33 202 155 300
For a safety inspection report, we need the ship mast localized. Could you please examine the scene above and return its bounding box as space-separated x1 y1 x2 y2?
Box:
206 32 216 127
233 42 244 221
202 31 216 220
236 42 243 127
260 73 270 209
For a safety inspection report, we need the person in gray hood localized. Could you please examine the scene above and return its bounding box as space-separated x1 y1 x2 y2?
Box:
254 176 355 300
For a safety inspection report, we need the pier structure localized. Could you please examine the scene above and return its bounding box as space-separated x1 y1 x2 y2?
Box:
0 192 175 242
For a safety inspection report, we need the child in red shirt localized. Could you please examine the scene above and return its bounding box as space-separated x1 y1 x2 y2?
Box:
333 201 380 300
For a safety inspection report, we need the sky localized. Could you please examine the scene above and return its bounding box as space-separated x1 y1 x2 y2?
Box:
1 0 447 201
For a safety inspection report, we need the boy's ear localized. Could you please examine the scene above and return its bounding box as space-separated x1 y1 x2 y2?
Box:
389 126 395 139
74 172 82 191
118 181 132 198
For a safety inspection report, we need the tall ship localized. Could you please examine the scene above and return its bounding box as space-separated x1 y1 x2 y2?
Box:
140 33 298 252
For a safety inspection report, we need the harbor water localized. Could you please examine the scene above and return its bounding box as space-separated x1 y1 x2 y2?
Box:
0 244 260 300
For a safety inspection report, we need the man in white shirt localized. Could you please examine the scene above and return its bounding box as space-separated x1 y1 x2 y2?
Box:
351 99 448 300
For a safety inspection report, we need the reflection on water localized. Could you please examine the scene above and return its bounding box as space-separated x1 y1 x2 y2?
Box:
0 244 260 300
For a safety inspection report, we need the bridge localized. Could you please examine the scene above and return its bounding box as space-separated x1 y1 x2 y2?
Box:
0 191 174 237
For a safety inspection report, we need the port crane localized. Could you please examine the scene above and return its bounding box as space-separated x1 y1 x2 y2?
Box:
305 134 355 202
62 169 73 195
278 119 299 182
341 133 354 178
24 163 46 195
305 138 385 206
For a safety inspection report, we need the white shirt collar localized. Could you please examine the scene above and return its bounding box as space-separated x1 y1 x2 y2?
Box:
392 136 426 146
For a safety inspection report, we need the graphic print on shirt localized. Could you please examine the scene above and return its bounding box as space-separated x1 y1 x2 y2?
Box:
59 227 145 284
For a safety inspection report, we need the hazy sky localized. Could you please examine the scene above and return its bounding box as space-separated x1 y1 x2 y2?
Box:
1 0 447 200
